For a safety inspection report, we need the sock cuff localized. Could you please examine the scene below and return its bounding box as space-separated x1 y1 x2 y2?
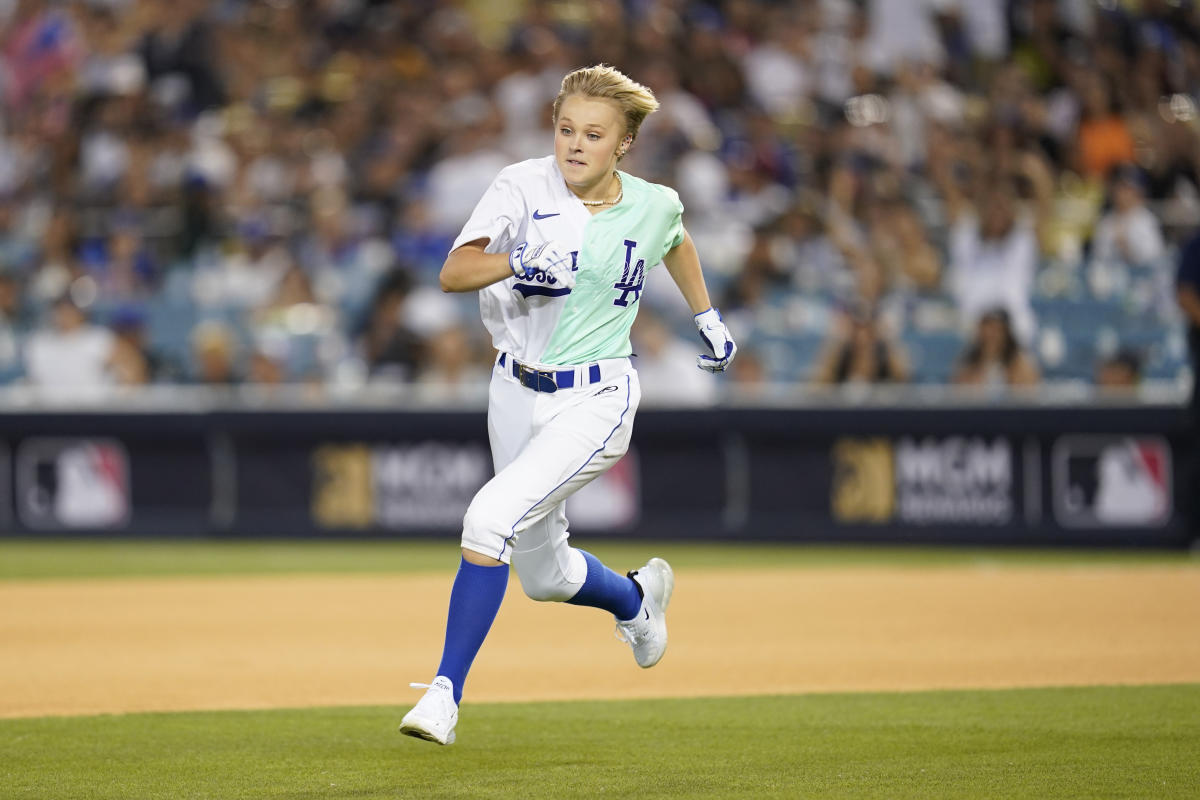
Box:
459 556 509 579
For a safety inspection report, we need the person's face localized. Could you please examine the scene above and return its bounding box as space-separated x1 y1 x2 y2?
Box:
1113 180 1141 212
53 301 84 332
554 94 627 192
979 317 1006 353
198 345 233 381
981 192 1015 239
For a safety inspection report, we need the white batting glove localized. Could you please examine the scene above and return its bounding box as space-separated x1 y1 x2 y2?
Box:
694 307 737 373
508 241 576 290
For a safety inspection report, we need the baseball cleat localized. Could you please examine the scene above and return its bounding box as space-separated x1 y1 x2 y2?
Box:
399 676 458 745
615 557 674 668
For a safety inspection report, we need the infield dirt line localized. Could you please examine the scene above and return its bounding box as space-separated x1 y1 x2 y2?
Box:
2 565 1198 718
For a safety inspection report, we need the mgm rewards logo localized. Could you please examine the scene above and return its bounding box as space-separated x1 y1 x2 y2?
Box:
831 438 895 523
832 436 1013 525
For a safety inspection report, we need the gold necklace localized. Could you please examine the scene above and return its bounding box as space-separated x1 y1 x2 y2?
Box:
578 172 622 207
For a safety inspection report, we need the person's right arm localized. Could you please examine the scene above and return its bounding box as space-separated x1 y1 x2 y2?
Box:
439 239 513 293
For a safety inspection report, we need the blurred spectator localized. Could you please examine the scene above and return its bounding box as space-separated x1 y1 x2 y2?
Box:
24 293 115 396
359 268 422 384
0 192 38 277
952 308 1040 388
629 310 718 407
774 200 845 294
193 218 291 311
0 268 27 381
726 345 767 398
30 206 81 306
864 0 945 75
247 349 285 387
416 323 490 396
82 222 159 304
812 307 909 386
0 266 31 328
107 305 153 386
1091 166 1166 267
868 198 942 292
189 319 240 385
137 0 225 114
1095 349 1142 392
0 0 1193 398
936 146 1049 343
1076 74 1134 181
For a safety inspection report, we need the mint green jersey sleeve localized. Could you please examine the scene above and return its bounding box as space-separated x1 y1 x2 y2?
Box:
539 175 686 365
655 184 686 264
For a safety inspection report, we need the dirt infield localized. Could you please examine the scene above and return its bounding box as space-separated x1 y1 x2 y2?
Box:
2 564 1198 718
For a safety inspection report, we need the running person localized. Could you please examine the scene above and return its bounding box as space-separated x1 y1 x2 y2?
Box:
400 65 736 745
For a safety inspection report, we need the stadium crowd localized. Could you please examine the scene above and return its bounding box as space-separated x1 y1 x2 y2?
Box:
0 0 1198 404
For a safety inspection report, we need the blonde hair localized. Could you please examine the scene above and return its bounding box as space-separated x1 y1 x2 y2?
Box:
552 65 659 155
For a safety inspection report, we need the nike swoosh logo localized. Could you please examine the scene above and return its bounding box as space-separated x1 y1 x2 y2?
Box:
532 210 559 220
643 608 650 621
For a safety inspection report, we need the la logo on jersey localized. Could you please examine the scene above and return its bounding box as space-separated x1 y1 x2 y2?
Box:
613 239 645 307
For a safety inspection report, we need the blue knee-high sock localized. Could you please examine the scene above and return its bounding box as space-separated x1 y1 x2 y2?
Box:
565 549 642 621
435 557 508 704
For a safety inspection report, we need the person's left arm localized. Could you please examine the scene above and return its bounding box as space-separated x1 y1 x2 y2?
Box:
663 229 737 372
663 230 712 314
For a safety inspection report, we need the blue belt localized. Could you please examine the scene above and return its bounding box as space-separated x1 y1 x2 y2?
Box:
499 353 602 393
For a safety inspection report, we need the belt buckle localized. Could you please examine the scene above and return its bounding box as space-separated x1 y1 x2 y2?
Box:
518 363 557 393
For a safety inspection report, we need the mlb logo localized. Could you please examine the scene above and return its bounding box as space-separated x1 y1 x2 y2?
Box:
1052 436 1172 528
16 438 131 529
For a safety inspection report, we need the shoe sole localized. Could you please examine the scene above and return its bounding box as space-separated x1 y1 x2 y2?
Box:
400 719 456 745
647 557 674 610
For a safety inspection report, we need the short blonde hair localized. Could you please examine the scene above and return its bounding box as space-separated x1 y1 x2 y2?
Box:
552 65 659 149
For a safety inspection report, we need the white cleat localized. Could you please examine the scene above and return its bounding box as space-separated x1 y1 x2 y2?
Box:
399 676 458 745
615 557 674 668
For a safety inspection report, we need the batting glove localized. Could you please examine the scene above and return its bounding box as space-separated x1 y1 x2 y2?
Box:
508 241 576 290
694 307 737 373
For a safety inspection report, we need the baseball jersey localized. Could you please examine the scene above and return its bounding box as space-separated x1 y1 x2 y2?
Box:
451 156 684 367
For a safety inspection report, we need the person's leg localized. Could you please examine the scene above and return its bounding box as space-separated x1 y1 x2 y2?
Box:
502 371 644 621
432 548 508 705
461 370 640 563
406 368 648 743
510 506 642 620
402 367 531 744
427 368 535 701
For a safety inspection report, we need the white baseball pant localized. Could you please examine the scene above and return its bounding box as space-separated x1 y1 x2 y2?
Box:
460 355 641 601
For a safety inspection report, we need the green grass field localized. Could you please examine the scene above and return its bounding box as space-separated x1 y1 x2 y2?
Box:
1 537 1193 579
3 686 1197 799
3 539 1197 799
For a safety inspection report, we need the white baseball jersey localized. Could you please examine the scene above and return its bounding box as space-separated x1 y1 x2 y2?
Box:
451 156 685 367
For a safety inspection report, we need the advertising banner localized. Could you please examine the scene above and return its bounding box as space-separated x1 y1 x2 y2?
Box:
0 405 1189 545
832 436 1017 527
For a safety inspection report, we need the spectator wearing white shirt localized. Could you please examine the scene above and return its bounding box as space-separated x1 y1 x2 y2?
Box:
25 294 116 397
1091 165 1166 267
935 146 1055 345
946 184 1038 343
630 310 718 408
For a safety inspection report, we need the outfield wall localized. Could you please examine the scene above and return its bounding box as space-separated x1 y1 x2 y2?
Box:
0 403 1193 546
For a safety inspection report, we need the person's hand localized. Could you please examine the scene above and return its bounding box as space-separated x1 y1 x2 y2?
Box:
508 242 576 289
694 307 737 372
